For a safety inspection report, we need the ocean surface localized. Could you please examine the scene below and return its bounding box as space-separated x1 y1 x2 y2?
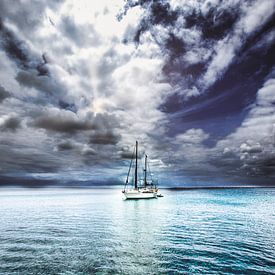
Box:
0 188 274 274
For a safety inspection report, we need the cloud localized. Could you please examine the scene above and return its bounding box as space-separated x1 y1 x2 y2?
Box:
15 69 67 102
201 0 275 89
122 0 275 102
0 114 21 131
0 0 274 186
240 142 262 154
214 72 275 177
59 15 101 48
31 109 93 133
0 19 32 69
81 145 96 156
118 146 135 159
55 140 97 156
156 68 275 181
89 130 121 145
0 85 10 102
56 140 75 151
175 128 209 144
29 107 120 137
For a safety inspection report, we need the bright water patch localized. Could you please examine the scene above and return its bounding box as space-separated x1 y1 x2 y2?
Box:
0 188 274 274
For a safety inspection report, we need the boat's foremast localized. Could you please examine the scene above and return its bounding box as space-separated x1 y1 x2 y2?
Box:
134 140 138 190
144 154 147 188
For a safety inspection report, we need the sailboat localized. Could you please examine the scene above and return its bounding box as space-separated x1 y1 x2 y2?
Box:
122 141 159 199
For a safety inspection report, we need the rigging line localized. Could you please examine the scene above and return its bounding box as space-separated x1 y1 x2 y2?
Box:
147 160 152 181
147 159 156 187
124 146 136 191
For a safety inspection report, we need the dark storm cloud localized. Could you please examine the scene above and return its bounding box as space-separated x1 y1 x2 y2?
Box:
0 19 54 121
0 33 49 92
36 53 50 77
118 147 135 159
55 140 97 156
16 70 66 100
31 112 94 134
209 153 240 176
257 155 275 176
8 38 77 109
0 115 21 131
122 0 239 58
56 140 75 151
0 0 66 101
0 173 121 187
89 131 121 145
0 17 50 75
2 44 48 81
15 68 78 111
0 85 10 102
241 156 275 177
134 1 180 44
30 109 121 139
87 113 121 145
0 175 55 188
184 6 239 40
0 19 31 69
0 142 62 174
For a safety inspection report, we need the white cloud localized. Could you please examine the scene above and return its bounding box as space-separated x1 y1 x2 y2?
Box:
240 142 262 153
201 0 275 89
175 128 209 144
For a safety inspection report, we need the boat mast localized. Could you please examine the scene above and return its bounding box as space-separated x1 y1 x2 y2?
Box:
144 154 147 188
124 147 135 191
134 141 138 189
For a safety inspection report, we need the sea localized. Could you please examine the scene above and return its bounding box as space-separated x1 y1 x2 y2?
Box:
0 188 274 274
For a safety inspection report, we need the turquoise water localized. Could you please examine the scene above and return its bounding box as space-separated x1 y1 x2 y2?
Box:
0 188 274 274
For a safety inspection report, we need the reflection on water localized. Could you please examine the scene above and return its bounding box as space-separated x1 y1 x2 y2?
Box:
0 188 274 274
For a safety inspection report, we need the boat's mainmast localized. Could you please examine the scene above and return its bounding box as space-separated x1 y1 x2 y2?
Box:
144 154 147 188
134 140 138 189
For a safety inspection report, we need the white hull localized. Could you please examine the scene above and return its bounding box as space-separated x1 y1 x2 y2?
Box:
123 189 157 199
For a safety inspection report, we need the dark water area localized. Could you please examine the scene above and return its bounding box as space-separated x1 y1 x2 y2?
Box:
0 188 274 274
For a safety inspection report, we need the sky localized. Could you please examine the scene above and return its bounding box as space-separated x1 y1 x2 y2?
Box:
0 0 274 187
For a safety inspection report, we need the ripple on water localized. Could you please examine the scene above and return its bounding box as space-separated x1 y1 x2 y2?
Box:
0 188 274 274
